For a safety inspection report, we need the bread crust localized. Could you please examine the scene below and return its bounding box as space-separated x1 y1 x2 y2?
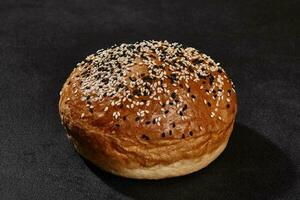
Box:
59 40 237 179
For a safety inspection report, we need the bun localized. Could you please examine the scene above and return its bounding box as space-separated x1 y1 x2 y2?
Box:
59 40 237 179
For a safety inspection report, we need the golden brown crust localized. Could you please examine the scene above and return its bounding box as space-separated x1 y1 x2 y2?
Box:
59 40 237 179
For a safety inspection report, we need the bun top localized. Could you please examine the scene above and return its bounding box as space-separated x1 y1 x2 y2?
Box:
59 40 237 168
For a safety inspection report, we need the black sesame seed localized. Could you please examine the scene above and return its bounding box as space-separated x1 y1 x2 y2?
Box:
182 134 185 139
142 76 153 83
193 59 203 64
191 94 196 99
209 75 214 85
182 104 188 111
213 90 216 94
164 110 169 114
102 78 109 84
205 89 209 93
169 73 178 83
133 89 141 96
228 89 232 94
116 124 120 127
141 55 147 60
169 101 174 105
179 111 183 116
226 104 230 108
135 116 141 121
172 123 176 128
187 88 191 93
179 84 183 88
169 130 173 135
141 134 150 140
123 116 127 120
145 121 151 125
152 119 156 124
161 132 166 138
88 108 93 113
189 131 193 136
117 83 124 89
218 69 222 73
171 92 177 99
207 102 211 107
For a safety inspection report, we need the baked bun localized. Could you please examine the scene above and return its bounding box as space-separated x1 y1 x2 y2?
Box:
59 40 237 179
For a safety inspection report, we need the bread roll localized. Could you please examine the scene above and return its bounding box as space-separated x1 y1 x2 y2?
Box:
59 40 237 179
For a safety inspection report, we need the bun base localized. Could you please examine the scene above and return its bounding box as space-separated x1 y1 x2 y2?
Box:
115 140 228 179
74 138 229 180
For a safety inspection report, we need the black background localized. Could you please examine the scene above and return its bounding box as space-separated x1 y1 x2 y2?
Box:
0 0 299 199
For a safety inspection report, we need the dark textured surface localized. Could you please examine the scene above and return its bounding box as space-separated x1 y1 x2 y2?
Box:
0 0 299 199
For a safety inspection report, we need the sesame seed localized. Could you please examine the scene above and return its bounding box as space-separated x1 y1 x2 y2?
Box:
141 134 150 140
74 40 230 125
171 92 176 99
